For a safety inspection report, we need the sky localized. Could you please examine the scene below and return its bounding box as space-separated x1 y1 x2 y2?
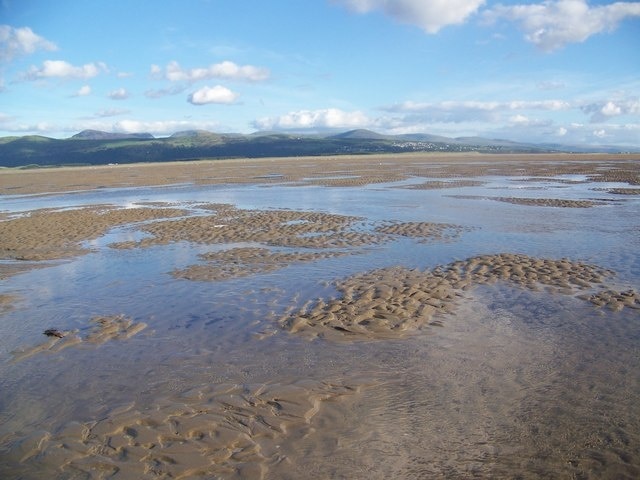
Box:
0 0 639 147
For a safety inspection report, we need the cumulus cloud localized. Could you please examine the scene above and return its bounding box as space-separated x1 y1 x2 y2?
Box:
73 85 91 97
253 108 372 130
0 120 55 133
509 114 530 125
334 0 485 33
581 98 640 122
22 60 108 80
383 99 571 123
108 87 129 100
187 85 238 105
153 60 269 83
0 25 57 62
592 128 607 138
484 0 640 51
111 119 223 135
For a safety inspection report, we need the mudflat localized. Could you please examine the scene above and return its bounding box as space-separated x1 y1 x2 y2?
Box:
1 152 639 479
1 152 638 195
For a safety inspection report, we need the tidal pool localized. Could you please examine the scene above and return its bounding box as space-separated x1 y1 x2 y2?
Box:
1 160 639 479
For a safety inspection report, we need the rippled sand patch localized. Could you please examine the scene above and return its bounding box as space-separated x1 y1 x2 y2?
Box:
399 180 485 190
304 174 406 187
0 205 186 261
278 253 615 341
493 197 605 208
375 221 466 243
2 380 361 479
606 188 640 195
580 289 640 311
11 314 147 363
173 247 352 281
449 195 609 208
111 205 386 251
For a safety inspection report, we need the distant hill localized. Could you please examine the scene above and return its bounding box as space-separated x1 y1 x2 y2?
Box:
0 129 637 168
72 129 154 140
329 129 392 140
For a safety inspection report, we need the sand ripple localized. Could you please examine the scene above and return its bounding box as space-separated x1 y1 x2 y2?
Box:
0 206 185 261
580 289 640 311
278 253 617 341
606 188 640 195
2 380 360 479
493 197 605 208
173 247 351 281
399 180 485 190
110 204 388 252
375 221 466 243
11 314 147 363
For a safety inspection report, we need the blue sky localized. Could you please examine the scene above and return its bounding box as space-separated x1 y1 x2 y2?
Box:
1 0 639 146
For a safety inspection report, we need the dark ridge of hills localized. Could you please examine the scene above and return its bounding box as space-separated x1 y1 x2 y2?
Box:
170 130 223 139
454 136 536 147
329 129 392 140
72 129 155 140
0 129 637 168
398 133 460 143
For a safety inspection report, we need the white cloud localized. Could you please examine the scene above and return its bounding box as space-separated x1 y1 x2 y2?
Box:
581 98 640 122
154 60 270 83
334 0 486 33
0 120 55 133
254 108 371 130
0 25 57 62
484 0 640 51
111 119 223 135
383 99 571 123
593 128 607 138
509 114 530 125
187 85 238 105
108 87 129 100
23 60 108 80
73 85 91 97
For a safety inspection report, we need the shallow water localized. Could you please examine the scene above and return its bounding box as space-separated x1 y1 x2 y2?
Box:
1 172 639 479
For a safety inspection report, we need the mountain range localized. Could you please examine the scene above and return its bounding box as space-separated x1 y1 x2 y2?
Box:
0 129 637 168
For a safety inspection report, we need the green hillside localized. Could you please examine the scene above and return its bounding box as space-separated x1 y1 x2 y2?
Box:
0 128 625 168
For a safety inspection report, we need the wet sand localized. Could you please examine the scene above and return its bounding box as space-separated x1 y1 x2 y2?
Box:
1 152 638 196
0 206 187 261
1 153 640 478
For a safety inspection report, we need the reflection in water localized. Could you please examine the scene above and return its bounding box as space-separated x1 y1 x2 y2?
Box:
0 174 639 478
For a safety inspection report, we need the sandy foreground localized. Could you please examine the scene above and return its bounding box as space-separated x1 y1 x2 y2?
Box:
1 152 640 478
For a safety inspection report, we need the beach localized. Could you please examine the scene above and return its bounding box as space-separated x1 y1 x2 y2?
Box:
1 153 639 478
